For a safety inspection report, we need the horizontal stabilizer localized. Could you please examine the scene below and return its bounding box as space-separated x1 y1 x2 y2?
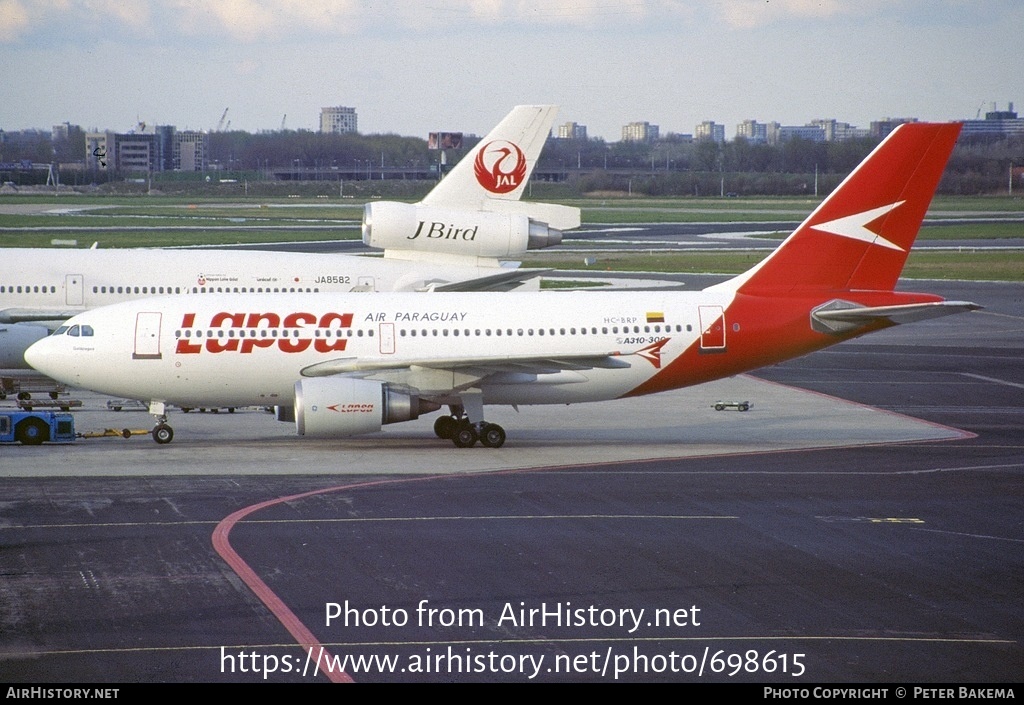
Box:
812 300 981 334
478 200 581 231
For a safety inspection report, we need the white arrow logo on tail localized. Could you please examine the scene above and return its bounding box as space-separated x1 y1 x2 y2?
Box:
811 201 906 251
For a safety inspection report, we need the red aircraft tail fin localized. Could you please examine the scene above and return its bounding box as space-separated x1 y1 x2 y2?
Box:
730 122 962 296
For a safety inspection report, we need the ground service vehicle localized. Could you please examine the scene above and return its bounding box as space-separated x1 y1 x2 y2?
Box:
0 410 75 445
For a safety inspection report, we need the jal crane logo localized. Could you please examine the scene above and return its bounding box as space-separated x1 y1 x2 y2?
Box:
474 140 527 194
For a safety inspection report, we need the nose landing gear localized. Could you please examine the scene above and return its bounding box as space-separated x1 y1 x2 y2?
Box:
148 401 174 444
152 423 174 444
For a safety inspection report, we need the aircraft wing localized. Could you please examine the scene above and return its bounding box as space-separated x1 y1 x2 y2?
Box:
812 300 981 334
300 351 630 393
429 268 550 292
0 308 79 325
301 351 630 377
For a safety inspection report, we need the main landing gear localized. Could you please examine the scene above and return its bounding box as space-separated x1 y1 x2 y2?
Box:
434 396 505 449
433 414 506 448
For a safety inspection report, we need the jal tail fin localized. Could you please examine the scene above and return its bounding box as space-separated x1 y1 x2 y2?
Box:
420 105 578 229
722 122 962 296
422 105 557 207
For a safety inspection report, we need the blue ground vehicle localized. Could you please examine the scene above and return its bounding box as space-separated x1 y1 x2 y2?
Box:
0 411 75 445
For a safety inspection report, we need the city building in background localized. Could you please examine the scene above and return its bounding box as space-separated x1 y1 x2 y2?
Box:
961 103 1024 139
320 106 358 134
558 122 588 140
736 120 768 144
695 121 725 144
84 127 207 173
622 121 659 143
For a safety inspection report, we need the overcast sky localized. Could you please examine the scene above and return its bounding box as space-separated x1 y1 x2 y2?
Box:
1 0 1019 141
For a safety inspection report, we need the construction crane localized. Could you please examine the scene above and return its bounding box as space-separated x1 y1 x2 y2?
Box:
216 108 229 132
281 114 287 131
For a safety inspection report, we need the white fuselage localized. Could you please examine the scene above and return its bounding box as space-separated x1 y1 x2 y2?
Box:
0 247 524 368
24 289 742 409
1 247 515 317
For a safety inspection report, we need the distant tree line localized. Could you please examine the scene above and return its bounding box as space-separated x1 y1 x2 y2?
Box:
206 130 433 173
1 125 1021 196
0 125 87 165
540 133 1024 196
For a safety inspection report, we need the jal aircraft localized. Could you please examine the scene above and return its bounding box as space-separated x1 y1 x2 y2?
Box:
26 123 978 447
1 105 578 368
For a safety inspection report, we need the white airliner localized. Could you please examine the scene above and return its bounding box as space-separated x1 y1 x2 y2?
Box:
1 105 577 369
26 123 978 447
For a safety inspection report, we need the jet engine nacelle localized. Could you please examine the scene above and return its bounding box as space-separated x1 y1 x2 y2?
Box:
0 324 50 369
362 202 562 258
294 377 440 438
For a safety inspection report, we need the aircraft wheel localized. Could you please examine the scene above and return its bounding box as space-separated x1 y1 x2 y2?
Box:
434 415 458 439
479 423 506 449
152 424 174 444
452 424 478 448
16 418 48 445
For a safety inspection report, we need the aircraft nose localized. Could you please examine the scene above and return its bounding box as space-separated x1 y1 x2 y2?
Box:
24 336 59 376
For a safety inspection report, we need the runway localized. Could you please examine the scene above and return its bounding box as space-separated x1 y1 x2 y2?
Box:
565 220 1024 254
201 218 1024 255
0 280 1021 682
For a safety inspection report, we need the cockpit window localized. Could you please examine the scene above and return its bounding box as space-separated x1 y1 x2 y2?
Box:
54 326 69 336
65 324 94 337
